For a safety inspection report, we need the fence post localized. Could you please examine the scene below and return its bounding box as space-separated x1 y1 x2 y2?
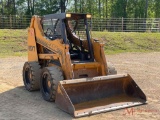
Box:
2 15 4 28
10 14 12 29
159 18 160 32
122 17 123 32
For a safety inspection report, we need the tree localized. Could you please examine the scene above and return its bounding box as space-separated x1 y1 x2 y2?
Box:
0 0 4 15
154 0 160 17
0 0 159 19
60 0 68 12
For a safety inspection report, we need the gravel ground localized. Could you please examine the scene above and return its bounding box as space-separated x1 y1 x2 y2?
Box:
0 52 160 120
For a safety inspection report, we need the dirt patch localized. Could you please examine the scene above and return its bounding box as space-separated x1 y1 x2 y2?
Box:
0 52 160 120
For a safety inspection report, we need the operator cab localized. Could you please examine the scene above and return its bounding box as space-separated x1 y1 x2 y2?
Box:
65 13 93 62
42 13 94 63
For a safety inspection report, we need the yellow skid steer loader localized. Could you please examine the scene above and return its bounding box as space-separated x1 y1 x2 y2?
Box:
23 13 146 117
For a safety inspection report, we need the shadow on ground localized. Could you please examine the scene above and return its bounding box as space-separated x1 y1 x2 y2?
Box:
0 86 72 120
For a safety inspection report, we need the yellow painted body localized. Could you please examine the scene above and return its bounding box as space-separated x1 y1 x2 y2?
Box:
27 15 108 80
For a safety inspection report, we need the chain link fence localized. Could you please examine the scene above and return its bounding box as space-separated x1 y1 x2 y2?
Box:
0 15 31 29
0 15 160 32
92 18 160 32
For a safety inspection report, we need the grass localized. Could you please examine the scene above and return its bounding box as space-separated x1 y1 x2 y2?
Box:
92 32 160 54
0 29 27 57
0 29 160 57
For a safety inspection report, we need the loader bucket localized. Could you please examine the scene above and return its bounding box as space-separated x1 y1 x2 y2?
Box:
55 74 146 117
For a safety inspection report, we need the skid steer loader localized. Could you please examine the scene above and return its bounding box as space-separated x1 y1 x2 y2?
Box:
23 13 146 117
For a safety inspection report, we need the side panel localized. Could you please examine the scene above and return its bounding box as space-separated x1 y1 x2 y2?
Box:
33 16 73 79
28 28 38 61
92 40 107 75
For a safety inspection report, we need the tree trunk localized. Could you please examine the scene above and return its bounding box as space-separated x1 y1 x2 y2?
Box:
98 0 101 18
60 0 66 13
145 0 148 18
144 0 148 31
13 0 16 15
105 0 108 18
32 0 35 15
1 0 4 15
27 0 31 15
80 0 82 12
123 0 127 31
75 0 77 12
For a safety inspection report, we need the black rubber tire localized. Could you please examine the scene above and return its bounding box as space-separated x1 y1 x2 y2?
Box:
107 62 117 75
40 66 64 102
23 62 41 91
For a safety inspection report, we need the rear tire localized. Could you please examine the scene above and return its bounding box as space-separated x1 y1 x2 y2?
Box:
23 62 41 91
107 62 117 75
40 66 64 102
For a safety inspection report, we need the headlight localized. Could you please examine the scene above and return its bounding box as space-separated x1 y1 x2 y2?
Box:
66 13 71 18
86 14 92 18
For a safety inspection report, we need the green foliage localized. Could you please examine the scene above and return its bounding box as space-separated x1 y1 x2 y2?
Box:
0 29 27 57
67 0 160 18
92 31 160 54
154 0 160 17
0 0 61 16
34 0 60 15
0 0 160 18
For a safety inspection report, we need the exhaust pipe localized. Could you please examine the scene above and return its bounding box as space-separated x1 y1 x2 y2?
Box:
55 74 146 117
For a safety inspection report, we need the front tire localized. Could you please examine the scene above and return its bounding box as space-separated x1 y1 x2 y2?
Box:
23 62 41 91
40 66 64 102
